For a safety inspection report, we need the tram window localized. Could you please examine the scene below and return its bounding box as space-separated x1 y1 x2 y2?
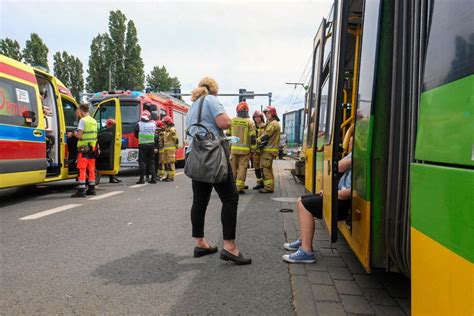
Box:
355 0 381 119
318 77 330 137
422 0 474 91
61 97 78 128
0 78 38 127
306 44 321 147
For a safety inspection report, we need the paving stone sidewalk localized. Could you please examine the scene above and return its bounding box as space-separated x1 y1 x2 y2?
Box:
273 160 410 316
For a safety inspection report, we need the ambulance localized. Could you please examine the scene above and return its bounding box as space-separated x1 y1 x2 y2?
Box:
0 55 122 189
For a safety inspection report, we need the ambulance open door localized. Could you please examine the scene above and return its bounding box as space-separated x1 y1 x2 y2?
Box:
93 98 122 175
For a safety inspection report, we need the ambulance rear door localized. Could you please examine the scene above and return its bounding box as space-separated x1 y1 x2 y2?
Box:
93 98 122 175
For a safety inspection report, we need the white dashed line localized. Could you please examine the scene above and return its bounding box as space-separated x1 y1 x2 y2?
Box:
87 191 123 201
20 204 82 220
130 183 148 189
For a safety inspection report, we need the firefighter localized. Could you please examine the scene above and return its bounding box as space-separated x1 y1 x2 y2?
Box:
71 103 98 198
157 120 166 181
162 116 178 182
257 105 281 193
134 110 158 184
230 102 256 194
252 110 266 190
155 120 165 179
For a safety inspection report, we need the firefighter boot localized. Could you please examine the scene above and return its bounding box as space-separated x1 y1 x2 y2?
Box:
86 185 96 196
71 188 86 198
136 176 145 184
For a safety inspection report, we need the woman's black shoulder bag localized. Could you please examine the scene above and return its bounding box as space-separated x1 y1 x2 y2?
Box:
184 96 229 184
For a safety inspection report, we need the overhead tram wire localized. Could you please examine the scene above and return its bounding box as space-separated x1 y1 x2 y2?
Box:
288 50 313 106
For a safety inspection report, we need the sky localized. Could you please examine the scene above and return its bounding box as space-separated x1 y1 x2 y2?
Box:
0 0 332 116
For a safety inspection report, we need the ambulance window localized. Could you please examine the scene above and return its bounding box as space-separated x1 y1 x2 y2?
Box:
0 78 39 127
61 97 78 128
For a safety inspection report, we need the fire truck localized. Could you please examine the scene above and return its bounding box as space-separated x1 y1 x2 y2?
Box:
89 90 189 169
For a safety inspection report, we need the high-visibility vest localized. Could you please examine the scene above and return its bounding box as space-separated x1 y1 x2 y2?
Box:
138 121 156 144
77 115 98 148
163 126 178 152
262 119 281 156
230 117 256 155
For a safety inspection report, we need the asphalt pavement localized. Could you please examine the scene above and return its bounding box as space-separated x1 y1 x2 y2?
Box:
0 167 294 314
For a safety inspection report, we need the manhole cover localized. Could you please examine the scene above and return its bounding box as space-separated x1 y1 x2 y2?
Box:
271 197 298 203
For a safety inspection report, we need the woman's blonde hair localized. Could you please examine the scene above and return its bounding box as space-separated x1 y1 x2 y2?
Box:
191 77 219 101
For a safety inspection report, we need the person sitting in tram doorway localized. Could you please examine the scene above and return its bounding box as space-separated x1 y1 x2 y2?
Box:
252 110 266 190
134 110 158 184
230 102 256 194
282 138 353 264
162 116 178 182
71 103 98 198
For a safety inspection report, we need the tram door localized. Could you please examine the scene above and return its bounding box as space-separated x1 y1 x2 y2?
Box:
304 20 326 194
321 0 349 243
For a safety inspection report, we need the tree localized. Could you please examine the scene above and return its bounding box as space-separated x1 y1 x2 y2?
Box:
108 10 127 89
146 66 181 92
22 33 49 71
0 38 22 61
53 51 70 86
68 56 84 101
123 20 144 90
86 33 112 92
54 51 84 101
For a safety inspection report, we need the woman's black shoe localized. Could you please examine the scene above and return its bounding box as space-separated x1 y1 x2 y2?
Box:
193 246 218 258
220 249 252 265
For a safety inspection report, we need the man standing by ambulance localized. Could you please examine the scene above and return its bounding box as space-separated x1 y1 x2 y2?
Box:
134 110 158 184
230 102 256 194
257 106 281 193
162 116 178 182
71 103 98 198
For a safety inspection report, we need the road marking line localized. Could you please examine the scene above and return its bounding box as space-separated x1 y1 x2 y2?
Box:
130 183 148 189
87 191 123 201
175 172 184 176
20 204 82 220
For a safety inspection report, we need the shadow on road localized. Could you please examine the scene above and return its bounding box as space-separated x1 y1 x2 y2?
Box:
92 249 201 286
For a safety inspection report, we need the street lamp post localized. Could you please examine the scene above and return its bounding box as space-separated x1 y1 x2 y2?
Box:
108 58 130 91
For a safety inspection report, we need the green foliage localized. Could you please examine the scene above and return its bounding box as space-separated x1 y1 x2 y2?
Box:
124 20 144 90
54 51 84 101
86 33 112 92
22 33 49 71
0 38 22 61
108 10 127 89
146 66 181 92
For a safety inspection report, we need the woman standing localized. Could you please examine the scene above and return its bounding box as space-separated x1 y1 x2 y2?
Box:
186 77 251 265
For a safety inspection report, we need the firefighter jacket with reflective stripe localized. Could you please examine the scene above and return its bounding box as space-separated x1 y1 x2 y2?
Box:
258 118 281 157
255 122 267 153
230 117 256 155
163 126 178 152
77 115 98 148
136 120 157 145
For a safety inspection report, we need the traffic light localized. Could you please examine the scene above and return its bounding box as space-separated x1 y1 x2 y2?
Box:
239 89 246 102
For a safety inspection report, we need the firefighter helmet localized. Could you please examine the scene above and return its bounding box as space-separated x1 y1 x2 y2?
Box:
141 110 151 120
236 102 249 113
156 120 165 128
263 105 277 117
162 116 173 125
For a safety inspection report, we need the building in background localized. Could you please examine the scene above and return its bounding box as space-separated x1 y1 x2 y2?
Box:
282 108 304 146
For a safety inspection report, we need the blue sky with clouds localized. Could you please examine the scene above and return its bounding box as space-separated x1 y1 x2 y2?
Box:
1 0 331 115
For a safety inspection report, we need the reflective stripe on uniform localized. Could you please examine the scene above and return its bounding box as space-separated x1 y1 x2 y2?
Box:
138 121 156 144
